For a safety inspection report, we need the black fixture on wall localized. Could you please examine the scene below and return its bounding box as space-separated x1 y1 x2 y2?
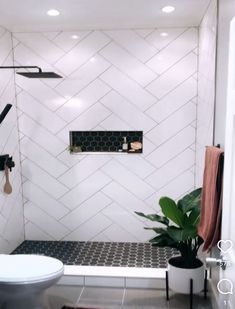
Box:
0 104 12 124
0 155 15 171
0 66 62 78
70 131 143 153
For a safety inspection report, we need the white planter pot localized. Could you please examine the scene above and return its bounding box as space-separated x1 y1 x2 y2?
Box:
168 256 204 294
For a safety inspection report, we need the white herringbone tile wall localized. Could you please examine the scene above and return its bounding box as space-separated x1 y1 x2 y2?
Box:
196 0 217 186
0 27 24 253
14 28 198 242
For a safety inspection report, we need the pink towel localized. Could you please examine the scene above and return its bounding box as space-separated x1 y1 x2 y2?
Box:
198 146 224 252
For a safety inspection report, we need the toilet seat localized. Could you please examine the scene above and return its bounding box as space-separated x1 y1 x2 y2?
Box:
0 254 64 284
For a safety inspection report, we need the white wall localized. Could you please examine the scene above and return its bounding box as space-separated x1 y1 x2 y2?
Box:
195 0 219 301
13 28 198 242
214 0 235 146
0 27 24 253
195 0 217 186
216 1 235 308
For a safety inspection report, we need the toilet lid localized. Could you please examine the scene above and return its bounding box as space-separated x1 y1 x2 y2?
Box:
0 254 64 283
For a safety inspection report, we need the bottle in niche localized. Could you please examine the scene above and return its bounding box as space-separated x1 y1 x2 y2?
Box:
122 137 128 152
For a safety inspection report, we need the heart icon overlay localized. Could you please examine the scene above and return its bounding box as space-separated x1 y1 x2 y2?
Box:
217 240 233 254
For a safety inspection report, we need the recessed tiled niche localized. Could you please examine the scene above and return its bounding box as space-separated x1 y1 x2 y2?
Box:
69 131 143 153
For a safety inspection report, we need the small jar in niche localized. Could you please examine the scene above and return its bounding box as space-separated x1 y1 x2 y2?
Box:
122 137 128 152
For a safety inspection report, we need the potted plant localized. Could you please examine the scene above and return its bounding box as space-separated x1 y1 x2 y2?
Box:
135 188 204 294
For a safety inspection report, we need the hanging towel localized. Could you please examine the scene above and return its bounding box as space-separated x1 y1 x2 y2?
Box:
198 146 224 252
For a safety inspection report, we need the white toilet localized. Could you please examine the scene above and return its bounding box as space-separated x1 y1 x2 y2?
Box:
0 254 64 309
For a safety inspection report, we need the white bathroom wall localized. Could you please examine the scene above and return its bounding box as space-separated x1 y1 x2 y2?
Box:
14 28 198 242
214 0 235 147
195 0 217 187
0 27 24 253
195 2 218 305
212 1 235 306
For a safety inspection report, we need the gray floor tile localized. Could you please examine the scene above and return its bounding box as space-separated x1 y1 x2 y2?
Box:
168 293 212 309
78 287 124 308
45 286 213 309
123 289 169 308
46 285 83 309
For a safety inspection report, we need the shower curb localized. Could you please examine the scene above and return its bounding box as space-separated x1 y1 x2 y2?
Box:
60 265 166 289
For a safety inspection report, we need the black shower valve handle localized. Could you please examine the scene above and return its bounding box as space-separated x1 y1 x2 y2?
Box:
0 154 15 172
5 156 15 172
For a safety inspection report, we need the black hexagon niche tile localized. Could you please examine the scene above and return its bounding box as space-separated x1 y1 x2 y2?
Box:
69 131 143 153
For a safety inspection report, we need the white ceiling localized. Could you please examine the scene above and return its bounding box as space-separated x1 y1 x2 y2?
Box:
0 0 211 32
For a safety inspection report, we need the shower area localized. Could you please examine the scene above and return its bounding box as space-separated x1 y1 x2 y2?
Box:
0 0 217 284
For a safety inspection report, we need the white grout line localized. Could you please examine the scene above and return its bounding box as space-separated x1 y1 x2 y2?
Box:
75 285 85 305
121 287 126 305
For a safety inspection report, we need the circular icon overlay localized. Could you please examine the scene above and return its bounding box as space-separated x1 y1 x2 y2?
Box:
217 279 233 295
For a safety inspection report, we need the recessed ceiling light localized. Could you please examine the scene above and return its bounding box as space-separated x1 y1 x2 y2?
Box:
160 32 168 37
47 9 60 16
71 35 79 39
161 6 175 13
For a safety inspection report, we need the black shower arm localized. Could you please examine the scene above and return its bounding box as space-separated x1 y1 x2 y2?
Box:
0 66 42 73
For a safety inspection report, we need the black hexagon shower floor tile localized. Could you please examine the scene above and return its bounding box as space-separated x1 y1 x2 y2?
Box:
12 241 178 268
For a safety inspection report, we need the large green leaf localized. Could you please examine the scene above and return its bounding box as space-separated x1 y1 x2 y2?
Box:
135 212 169 226
144 227 167 234
150 234 177 248
177 188 202 214
159 197 185 227
167 226 197 242
187 208 200 227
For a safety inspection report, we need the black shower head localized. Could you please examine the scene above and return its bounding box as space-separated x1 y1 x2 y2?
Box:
0 104 12 124
0 66 63 79
16 71 62 78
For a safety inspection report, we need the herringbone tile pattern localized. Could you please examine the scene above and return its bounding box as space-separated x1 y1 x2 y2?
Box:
13 28 198 241
0 27 24 253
